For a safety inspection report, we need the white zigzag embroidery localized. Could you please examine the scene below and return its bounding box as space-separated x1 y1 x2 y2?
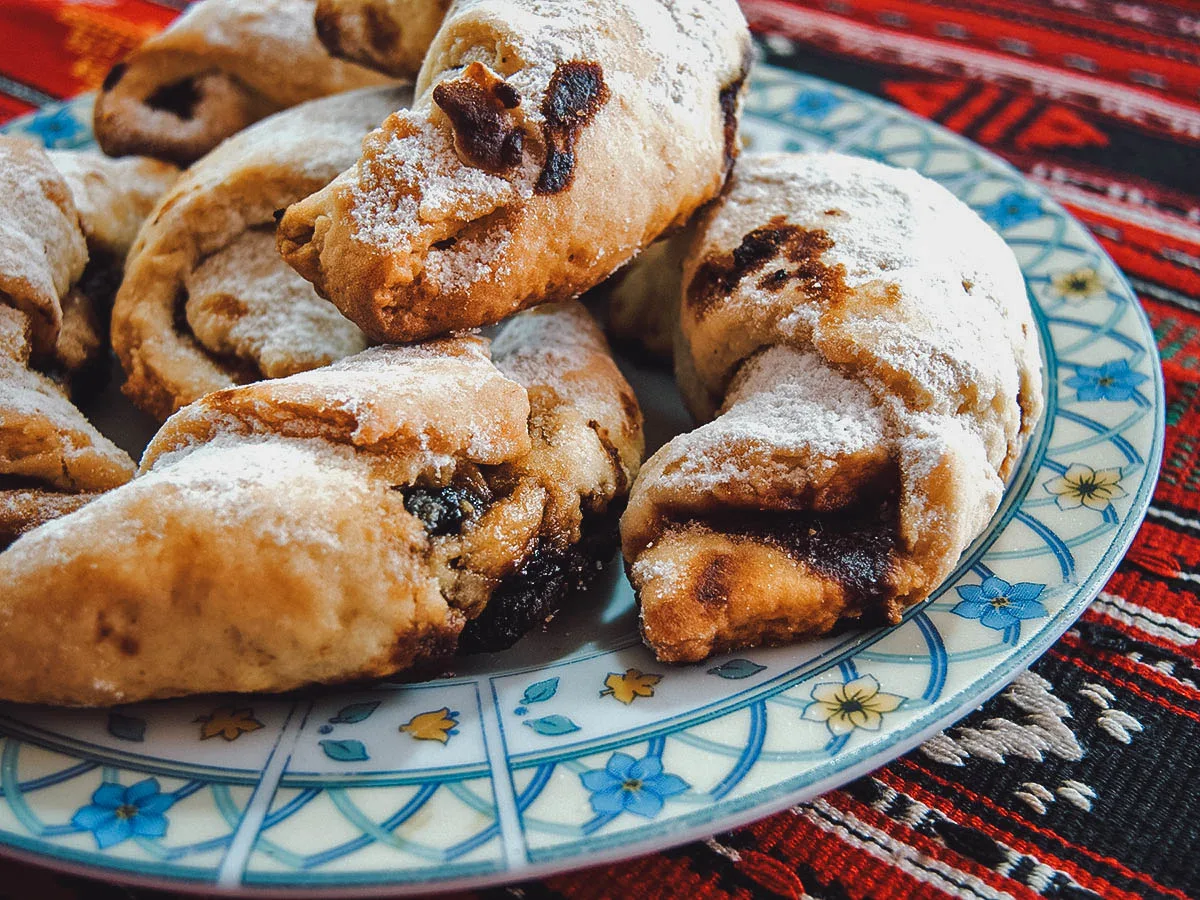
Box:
919 671 1083 766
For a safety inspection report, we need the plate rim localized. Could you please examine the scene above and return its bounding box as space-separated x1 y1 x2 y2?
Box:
0 64 1165 895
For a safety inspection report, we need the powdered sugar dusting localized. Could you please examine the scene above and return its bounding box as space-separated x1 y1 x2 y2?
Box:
185 229 367 378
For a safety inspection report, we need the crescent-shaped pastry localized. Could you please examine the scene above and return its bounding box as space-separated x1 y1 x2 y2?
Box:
47 151 180 382
621 153 1043 663
0 139 174 547
278 0 751 343
113 85 411 422
93 0 393 166
315 0 450 77
0 302 641 706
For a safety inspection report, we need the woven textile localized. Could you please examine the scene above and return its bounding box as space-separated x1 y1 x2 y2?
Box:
0 1 1196 898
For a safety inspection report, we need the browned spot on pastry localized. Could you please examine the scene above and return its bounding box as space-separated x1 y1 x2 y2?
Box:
825 208 843 216
434 62 524 174
718 73 746 175
687 217 847 316
365 5 401 54
536 61 609 195
695 555 731 609
589 421 629 493
102 62 126 92
146 77 201 120
119 636 140 656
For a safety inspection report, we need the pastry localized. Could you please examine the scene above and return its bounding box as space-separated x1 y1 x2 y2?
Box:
0 301 641 705
93 0 393 166
315 0 450 77
278 0 752 343
113 85 411 422
0 140 144 547
0 308 134 549
622 153 1044 663
47 151 179 381
601 231 689 363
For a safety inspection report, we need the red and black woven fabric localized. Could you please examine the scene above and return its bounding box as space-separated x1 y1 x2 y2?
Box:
0 2 1198 898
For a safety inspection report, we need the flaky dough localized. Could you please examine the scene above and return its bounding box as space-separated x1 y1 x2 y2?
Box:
315 0 451 77
113 86 410 422
279 0 751 342
0 302 641 705
93 0 393 165
622 153 1043 662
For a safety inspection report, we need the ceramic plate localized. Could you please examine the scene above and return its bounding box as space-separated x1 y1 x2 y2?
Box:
0 65 1163 895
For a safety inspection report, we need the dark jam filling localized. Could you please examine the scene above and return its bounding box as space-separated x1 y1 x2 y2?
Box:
686 481 901 618
145 77 201 120
396 484 482 537
396 482 620 654
458 507 620 654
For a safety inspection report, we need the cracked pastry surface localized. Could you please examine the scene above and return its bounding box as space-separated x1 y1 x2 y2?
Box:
0 301 642 706
315 0 451 77
622 152 1044 663
93 0 393 166
113 85 411 422
278 0 752 343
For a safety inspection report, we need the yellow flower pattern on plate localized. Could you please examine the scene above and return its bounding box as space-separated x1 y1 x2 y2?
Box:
801 675 905 735
194 708 263 742
1051 267 1105 302
400 708 459 743
1044 463 1127 511
601 669 662 705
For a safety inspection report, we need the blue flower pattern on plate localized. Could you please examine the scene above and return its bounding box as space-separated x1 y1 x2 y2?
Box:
952 577 1048 631
71 779 174 849
21 105 84 148
580 753 689 819
791 89 842 119
980 191 1042 228
1065 359 1149 402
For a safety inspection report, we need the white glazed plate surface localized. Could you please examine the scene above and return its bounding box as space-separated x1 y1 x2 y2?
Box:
0 66 1164 895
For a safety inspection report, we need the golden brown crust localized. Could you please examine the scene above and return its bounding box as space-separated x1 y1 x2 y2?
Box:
47 151 180 260
315 0 450 77
0 302 641 706
113 86 410 422
0 138 87 360
622 153 1044 662
278 0 751 343
0 143 144 546
601 231 689 362
93 0 393 166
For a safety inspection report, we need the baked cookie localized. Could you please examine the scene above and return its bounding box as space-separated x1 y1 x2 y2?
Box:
278 0 752 343
315 0 450 77
93 0 393 166
622 153 1043 663
113 85 410 422
0 302 641 705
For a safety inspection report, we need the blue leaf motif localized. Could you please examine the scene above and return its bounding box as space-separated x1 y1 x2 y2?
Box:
329 701 381 724
320 739 370 762
523 715 580 736
707 659 766 680
107 711 146 743
521 677 560 706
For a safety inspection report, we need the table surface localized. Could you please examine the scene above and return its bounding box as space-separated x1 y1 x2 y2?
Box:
0 1 1197 898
